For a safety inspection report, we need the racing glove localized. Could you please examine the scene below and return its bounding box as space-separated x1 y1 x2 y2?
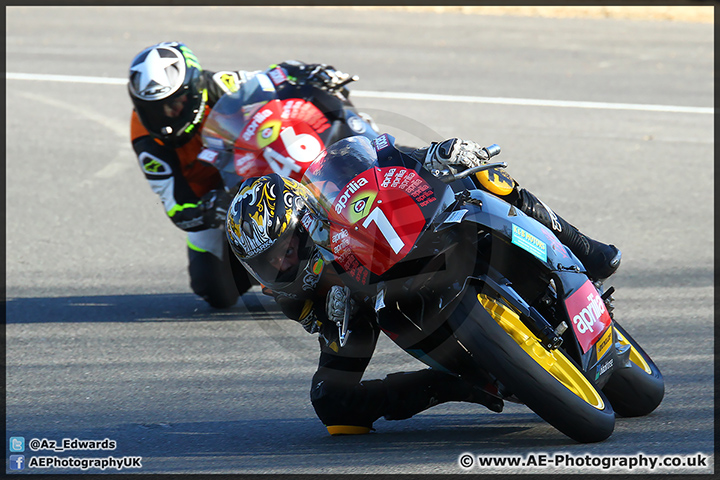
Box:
280 60 355 91
199 189 232 229
423 138 490 175
326 285 356 325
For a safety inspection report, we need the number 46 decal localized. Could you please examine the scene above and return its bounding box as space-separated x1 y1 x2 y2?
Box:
362 207 405 254
263 126 322 176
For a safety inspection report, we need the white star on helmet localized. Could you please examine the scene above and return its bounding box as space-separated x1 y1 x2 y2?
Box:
130 47 186 100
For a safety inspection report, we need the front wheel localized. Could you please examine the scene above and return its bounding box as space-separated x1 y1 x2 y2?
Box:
601 321 664 417
449 289 615 443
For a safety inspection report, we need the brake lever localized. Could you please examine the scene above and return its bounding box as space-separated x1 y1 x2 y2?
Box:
338 300 351 347
328 75 359 93
436 161 508 184
328 285 353 348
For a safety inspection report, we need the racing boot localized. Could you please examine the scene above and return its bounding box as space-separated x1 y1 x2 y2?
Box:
516 188 622 281
381 369 503 421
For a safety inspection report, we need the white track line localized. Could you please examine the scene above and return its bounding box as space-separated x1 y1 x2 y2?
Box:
6 72 713 115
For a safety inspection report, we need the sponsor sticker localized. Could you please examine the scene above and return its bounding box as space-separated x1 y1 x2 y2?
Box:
374 288 386 311
197 148 219 164
595 357 614 380
444 209 468 224
595 325 613 359
301 211 314 231
334 177 370 214
373 134 390 150
233 151 258 177
212 71 242 93
511 224 547 262
256 73 276 92
565 280 613 353
267 66 288 86
242 108 275 142
302 252 323 291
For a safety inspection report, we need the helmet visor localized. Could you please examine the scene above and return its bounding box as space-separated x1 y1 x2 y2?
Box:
135 90 203 137
301 136 379 212
242 222 315 289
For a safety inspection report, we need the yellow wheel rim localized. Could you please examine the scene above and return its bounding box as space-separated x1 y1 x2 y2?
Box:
478 294 605 410
616 330 653 374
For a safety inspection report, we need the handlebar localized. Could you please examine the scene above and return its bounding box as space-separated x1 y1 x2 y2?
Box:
483 143 501 158
325 74 359 94
436 161 508 184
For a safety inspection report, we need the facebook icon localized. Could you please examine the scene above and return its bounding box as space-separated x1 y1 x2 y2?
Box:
9 455 25 471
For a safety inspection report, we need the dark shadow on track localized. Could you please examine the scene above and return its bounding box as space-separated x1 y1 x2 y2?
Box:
4 289 281 324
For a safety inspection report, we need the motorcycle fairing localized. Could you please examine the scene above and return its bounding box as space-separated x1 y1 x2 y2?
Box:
375 288 498 387
551 270 627 380
564 279 613 353
446 188 580 273
320 135 455 284
199 73 378 191
442 192 627 381
229 99 329 181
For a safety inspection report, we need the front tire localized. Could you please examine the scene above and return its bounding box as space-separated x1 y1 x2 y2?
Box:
602 321 664 417
449 289 615 443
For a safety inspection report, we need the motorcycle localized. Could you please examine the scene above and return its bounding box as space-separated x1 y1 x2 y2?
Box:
299 134 664 443
198 69 379 193
193 69 380 297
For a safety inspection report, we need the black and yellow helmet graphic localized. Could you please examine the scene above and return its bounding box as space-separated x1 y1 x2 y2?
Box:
226 174 320 290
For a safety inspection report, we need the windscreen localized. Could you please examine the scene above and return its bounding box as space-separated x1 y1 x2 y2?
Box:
301 136 378 214
201 73 279 151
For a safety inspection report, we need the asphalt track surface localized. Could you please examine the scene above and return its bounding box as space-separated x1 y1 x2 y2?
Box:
5 6 714 476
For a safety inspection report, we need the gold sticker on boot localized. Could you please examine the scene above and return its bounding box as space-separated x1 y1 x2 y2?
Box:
476 168 516 196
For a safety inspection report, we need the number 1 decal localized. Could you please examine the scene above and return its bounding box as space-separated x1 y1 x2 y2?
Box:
362 207 405 254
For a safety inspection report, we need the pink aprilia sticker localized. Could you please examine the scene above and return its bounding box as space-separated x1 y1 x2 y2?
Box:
565 280 612 353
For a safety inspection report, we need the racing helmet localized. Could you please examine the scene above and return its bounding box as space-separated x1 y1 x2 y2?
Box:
226 174 324 291
128 41 207 147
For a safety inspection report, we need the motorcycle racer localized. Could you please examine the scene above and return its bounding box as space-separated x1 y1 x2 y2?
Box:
128 41 361 308
225 135 621 434
226 171 504 435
